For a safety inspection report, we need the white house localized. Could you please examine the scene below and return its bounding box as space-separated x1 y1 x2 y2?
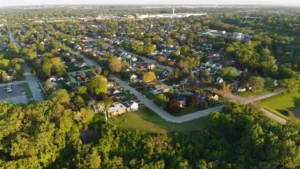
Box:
49 77 57 82
216 77 224 84
123 100 139 111
130 74 138 83
93 102 127 116
131 57 137 62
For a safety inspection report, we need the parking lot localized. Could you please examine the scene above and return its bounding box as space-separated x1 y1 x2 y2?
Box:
0 83 28 104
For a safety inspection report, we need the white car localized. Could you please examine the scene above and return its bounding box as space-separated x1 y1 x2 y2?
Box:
7 88 12 93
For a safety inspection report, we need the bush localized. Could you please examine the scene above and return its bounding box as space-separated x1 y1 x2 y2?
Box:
167 99 182 114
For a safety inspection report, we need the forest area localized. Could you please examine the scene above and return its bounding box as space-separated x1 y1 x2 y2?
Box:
0 90 300 169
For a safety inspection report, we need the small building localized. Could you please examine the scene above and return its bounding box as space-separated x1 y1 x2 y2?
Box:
150 84 169 94
209 93 219 100
111 91 126 100
147 64 156 70
216 77 224 84
49 77 57 82
123 100 139 111
130 74 140 83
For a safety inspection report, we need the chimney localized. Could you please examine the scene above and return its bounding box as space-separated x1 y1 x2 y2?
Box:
173 8 175 15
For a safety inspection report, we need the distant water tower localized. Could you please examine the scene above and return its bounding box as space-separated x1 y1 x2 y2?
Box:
172 8 175 15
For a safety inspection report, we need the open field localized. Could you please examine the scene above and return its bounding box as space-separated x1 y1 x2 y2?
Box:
260 92 300 119
93 105 210 133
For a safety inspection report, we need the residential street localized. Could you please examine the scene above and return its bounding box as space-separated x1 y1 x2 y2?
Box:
81 54 288 124
112 76 224 123
7 28 44 102
261 109 288 124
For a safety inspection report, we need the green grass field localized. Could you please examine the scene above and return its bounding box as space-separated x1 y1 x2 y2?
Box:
173 107 203 117
260 92 300 119
93 106 210 133
23 82 33 99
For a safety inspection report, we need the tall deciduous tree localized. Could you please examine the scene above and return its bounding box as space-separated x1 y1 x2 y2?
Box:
109 57 122 73
143 71 156 84
86 76 107 95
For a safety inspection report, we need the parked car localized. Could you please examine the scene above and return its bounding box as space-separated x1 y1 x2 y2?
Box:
7 88 12 93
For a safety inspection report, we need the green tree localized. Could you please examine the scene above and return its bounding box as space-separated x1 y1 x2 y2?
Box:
220 67 239 80
109 57 122 73
8 41 19 56
279 78 300 92
86 75 107 95
50 89 71 103
154 93 168 107
248 76 265 92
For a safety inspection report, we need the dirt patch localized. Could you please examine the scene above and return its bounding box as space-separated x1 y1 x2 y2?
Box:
290 108 300 118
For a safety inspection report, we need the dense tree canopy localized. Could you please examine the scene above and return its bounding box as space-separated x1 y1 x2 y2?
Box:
86 75 108 96
0 100 299 168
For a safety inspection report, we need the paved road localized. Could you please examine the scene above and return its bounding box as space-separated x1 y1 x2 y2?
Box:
23 64 44 101
7 28 44 102
112 76 224 123
82 55 288 124
261 109 288 124
208 88 287 124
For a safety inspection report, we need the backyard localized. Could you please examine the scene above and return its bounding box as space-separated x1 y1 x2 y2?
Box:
260 92 300 119
93 105 210 133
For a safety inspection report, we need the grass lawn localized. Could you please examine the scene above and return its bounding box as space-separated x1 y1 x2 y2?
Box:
141 90 155 100
23 82 33 99
153 68 164 75
93 106 210 133
172 107 203 117
260 92 300 119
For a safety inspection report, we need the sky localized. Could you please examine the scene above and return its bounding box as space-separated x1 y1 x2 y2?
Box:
1 0 300 7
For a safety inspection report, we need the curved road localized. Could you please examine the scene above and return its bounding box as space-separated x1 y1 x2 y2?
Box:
81 53 288 124
112 76 224 123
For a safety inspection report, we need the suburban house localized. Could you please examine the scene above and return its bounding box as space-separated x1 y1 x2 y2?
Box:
150 84 169 94
110 91 126 100
108 102 127 116
216 77 224 84
93 101 138 116
123 100 139 111
147 63 156 70
130 74 140 83
93 102 127 116
209 93 219 100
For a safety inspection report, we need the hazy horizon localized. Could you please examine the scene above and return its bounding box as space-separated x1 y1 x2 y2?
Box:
1 0 300 7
